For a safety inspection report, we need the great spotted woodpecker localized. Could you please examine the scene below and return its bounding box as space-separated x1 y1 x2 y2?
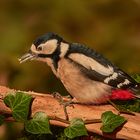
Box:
19 32 140 104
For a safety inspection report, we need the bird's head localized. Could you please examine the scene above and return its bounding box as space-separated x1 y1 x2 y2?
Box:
19 32 64 63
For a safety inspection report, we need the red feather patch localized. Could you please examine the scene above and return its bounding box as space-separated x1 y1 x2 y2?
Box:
111 90 134 100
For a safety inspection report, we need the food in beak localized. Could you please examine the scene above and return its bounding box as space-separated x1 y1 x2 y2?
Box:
19 53 36 63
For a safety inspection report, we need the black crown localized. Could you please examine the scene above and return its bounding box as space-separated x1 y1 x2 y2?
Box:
33 32 63 47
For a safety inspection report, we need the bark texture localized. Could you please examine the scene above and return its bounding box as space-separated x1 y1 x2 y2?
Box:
0 86 140 140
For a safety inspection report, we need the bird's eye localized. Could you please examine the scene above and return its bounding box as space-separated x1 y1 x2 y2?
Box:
37 46 43 51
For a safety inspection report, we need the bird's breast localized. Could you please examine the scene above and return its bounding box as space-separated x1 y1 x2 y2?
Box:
57 58 112 104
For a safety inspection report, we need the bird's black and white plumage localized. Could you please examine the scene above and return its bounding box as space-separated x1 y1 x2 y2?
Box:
19 32 140 104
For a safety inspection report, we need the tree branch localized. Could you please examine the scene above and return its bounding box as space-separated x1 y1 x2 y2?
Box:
0 86 140 139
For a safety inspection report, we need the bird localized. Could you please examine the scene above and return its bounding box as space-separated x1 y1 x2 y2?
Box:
19 32 140 105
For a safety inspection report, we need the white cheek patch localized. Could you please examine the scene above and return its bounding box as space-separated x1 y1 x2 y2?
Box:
69 53 114 76
43 39 58 54
104 72 118 83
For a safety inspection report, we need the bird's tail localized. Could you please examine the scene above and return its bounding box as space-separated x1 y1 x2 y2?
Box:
131 83 140 98
134 94 140 98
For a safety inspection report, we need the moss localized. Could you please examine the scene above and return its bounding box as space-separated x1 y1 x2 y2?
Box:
113 99 140 113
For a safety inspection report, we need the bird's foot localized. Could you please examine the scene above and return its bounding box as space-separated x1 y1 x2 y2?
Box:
108 99 135 115
52 92 74 120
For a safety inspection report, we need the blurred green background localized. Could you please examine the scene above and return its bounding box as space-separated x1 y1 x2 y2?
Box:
0 0 140 95
0 0 140 139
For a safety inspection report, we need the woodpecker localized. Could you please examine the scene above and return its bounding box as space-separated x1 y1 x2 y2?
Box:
19 32 140 104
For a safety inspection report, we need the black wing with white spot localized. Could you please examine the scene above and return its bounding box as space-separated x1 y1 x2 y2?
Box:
67 43 139 90
67 43 116 68
104 68 138 89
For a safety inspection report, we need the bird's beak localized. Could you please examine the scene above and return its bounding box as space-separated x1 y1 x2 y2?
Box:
18 51 37 63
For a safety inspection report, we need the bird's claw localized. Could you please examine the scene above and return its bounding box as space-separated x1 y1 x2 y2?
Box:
52 92 74 120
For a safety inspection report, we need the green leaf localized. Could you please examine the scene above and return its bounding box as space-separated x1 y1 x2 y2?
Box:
0 115 5 125
131 74 140 83
101 111 126 133
57 132 68 140
113 99 140 113
25 112 52 134
4 92 32 121
64 118 88 139
18 137 28 140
